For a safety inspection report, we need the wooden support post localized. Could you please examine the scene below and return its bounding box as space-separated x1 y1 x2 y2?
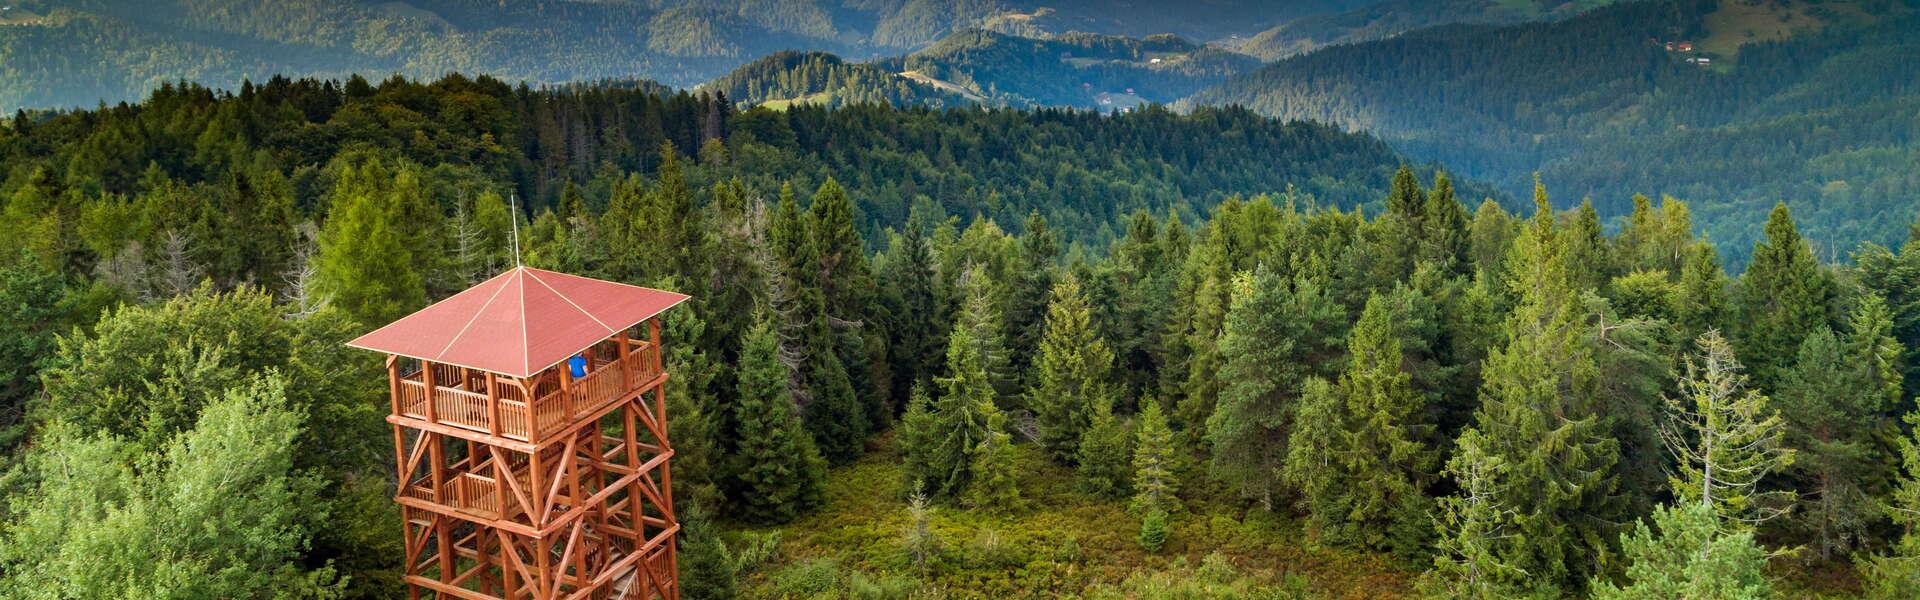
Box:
486 373 501 437
423 360 440 423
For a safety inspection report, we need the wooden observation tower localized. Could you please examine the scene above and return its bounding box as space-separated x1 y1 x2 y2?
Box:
348 266 690 600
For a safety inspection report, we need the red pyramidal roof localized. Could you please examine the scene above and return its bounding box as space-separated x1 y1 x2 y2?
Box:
347 267 690 378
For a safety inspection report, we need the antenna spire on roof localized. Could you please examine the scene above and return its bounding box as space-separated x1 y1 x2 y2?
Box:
509 191 523 268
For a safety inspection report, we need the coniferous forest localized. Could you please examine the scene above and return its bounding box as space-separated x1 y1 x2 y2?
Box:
3 3 1920 600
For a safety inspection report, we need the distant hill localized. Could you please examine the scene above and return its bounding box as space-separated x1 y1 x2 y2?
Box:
707 29 1259 112
876 29 1261 110
1225 0 1624 61
702 51 972 109
0 0 1370 112
1185 0 1920 264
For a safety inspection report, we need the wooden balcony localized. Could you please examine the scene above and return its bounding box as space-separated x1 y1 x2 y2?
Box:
391 336 662 445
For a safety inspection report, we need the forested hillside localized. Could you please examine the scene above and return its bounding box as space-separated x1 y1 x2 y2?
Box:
1186 0 1920 265
702 51 975 110
876 29 1260 111
3 69 1920 599
1226 0 1622 60
0 0 1370 112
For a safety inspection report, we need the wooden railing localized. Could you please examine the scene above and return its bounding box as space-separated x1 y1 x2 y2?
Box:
405 472 506 519
394 339 661 443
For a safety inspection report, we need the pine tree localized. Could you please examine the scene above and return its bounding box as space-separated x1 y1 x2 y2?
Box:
1589 504 1773 600
1208 268 1346 510
1075 393 1131 499
1777 298 1903 559
728 315 827 524
1662 331 1793 528
1735 202 1835 390
1131 398 1178 515
1029 274 1115 463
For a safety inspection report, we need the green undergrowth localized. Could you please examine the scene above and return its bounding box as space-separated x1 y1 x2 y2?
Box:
725 436 1413 599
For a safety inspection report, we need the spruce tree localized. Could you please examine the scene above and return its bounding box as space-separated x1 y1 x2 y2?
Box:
679 502 738 600
1075 394 1131 499
1457 193 1625 593
1006 211 1057 383
1208 268 1346 510
313 166 423 326
966 401 1021 512
879 221 941 405
1421 172 1471 274
1662 331 1793 528
1424 429 1542 599
769 183 868 463
1288 293 1437 554
955 267 1018 403
1131 398 1178 515
808 177 886 425
728 316 827 524
1862 400 1920 599
1776 299 1903 559
1029 274 1115 463
1589 504 1773 600
914 326 995 502
1675 241 1730 341
1734 202 1834 390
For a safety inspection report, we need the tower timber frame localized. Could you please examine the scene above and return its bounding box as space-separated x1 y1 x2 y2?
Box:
384 321 679 600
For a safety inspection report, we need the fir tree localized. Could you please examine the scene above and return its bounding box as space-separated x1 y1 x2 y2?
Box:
1131 398 1178 516
1589 504 1772 600
1287 293 1437 554
1459 192 1625 592
1075 394 1131 499
1208 268 1346 510
966 401 1021 512
728 315 827 524
313 166 423 326
1662 331 1793 529
1029 274 1115 463
1734 202 1835 390
1777 300 1903 559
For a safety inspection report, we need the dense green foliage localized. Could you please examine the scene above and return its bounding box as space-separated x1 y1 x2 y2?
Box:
1189 0 1920 264
703 52 969 110
3 51 1919 598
